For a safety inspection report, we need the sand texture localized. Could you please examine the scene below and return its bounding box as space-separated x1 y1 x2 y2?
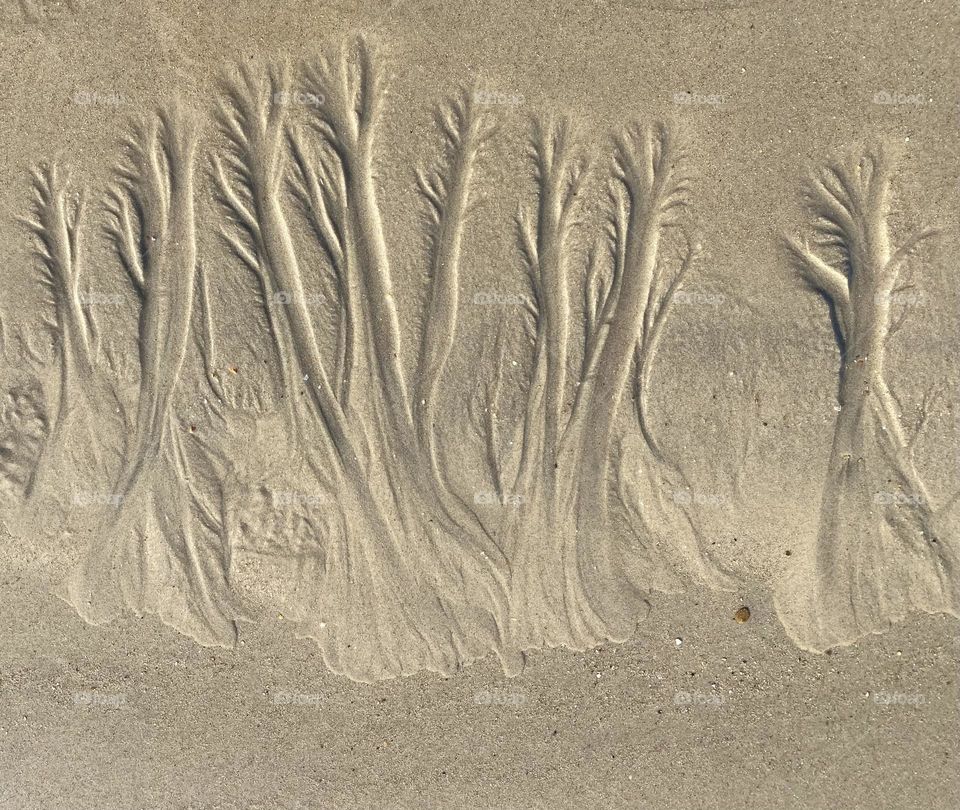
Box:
1 1 958 807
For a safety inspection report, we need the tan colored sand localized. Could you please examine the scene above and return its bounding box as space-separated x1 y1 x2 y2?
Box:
1 0 958 807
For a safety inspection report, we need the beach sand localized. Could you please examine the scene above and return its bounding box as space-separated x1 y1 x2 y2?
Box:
1 1 958 807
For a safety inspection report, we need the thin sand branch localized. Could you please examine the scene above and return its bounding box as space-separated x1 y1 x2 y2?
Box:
414 90 495 459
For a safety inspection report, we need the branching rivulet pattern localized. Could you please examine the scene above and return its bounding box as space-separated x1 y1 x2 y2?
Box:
777 145 959 651
213 41 515 680
61 105 249 646
15 37 773 682
491 120 732 652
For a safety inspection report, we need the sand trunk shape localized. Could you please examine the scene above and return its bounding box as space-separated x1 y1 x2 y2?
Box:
777 145 960 650
213 44 515 681
62 106 246 645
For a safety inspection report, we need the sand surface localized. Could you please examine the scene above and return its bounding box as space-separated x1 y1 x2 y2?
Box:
1 1 958 807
